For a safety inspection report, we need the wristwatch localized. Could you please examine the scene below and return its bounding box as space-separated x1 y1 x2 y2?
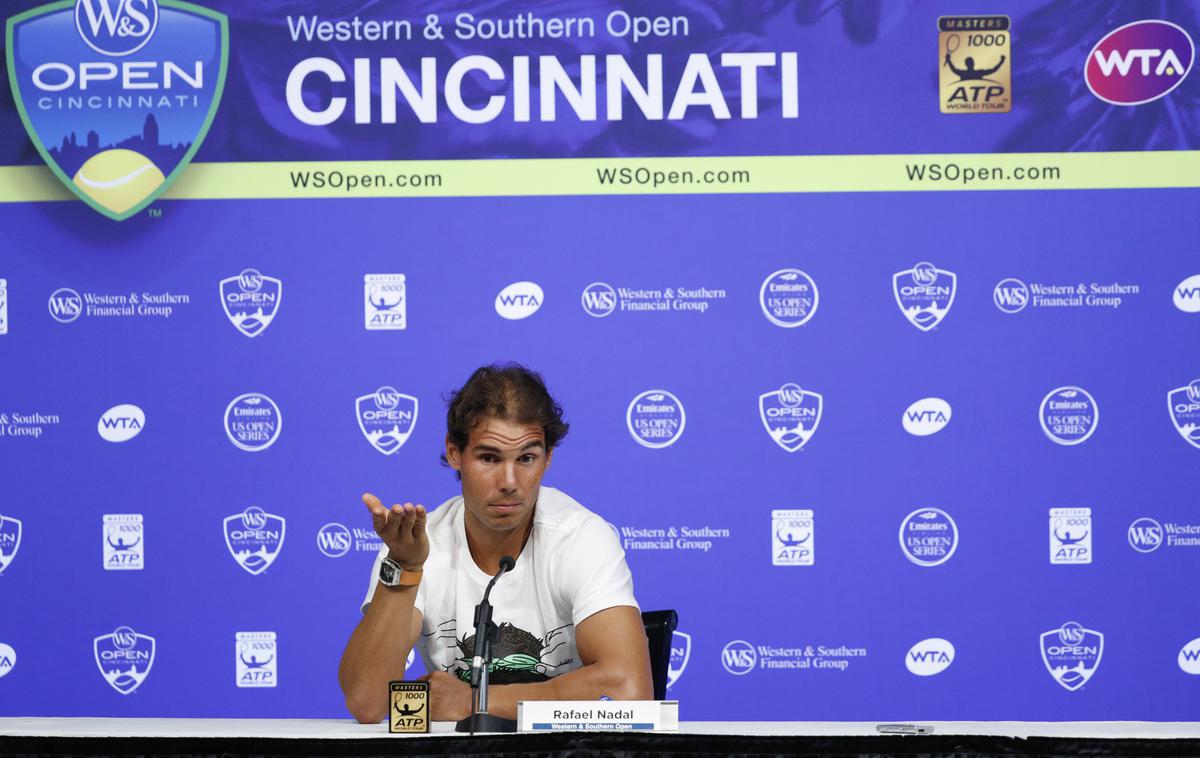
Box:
379 557 422 587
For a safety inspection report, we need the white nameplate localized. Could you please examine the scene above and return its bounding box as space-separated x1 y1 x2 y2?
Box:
517 700 678 732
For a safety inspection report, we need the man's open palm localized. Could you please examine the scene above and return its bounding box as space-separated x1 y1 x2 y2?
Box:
362 493 428 570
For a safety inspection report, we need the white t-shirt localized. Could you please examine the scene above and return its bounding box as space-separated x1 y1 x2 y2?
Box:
362 486 638 684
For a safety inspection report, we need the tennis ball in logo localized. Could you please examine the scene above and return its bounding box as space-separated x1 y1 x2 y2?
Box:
72 149 165 214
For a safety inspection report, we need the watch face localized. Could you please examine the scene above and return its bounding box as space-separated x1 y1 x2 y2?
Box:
380 562 397 583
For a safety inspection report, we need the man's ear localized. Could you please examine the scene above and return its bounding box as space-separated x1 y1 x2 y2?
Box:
445 435 462 470
544 447 553 468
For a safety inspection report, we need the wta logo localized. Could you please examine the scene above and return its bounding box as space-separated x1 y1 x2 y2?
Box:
905 638 954 676
1175 274 1200 313
6 0 228 220
1180 638 1200 675
1085 20 1194 106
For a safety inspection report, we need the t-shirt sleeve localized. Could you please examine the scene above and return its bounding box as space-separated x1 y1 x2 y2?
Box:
558 516 639 627
360 546 427 617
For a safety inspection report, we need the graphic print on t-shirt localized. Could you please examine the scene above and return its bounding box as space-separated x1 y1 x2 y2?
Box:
427 619 576 684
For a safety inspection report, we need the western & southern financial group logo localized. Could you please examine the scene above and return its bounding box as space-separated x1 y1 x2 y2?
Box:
316 522 384 556
317 523 351 557
94 625 155 694
6 0 229 221
993 278 1029 313
581 282 617 317
48 287 83 322
1041 621 1103 691
893 262 956 331
356 386 418 455
1127 517 1163 553
721 640 757 675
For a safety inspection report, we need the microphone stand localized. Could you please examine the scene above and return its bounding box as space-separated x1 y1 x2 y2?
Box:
456 557 517 733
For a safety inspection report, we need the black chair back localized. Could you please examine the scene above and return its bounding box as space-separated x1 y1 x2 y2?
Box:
641 609 678 700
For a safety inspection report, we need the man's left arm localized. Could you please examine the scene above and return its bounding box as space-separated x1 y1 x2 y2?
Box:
423 605 653 721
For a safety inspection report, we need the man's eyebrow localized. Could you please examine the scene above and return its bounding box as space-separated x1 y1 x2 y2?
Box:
472 439 546 454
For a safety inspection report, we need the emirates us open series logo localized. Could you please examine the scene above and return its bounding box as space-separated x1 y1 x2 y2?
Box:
6 0 229 220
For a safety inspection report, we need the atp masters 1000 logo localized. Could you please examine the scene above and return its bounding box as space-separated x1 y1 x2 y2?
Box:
6 0 228 220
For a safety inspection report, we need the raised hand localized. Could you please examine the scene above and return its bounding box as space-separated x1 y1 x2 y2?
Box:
362 493 428 571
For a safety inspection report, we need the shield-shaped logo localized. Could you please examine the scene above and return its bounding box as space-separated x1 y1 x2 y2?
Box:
893 262 956 331
223 507 285 575
6 0 229 221
94 626 155 694
0 515 22 574
759 383 822 452
667 631 691 690
356 387 419 455
220 270 282 338
1040 621 1103 691
1168 380 1200 450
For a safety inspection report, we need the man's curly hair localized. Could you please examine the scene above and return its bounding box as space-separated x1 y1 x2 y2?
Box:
441 363 569 473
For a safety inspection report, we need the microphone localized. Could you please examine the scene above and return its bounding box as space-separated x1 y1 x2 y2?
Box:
469 556 515 687
457 555 520 733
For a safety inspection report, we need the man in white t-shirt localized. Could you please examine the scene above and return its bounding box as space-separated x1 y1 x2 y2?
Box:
338 364 652 724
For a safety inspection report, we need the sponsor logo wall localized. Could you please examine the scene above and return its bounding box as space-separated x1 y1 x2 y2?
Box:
1 0 1197 724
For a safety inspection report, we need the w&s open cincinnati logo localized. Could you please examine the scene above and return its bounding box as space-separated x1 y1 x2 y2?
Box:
6 0 228 220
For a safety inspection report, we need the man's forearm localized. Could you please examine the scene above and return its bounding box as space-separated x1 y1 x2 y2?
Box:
481 661 653 720
338 583 419 723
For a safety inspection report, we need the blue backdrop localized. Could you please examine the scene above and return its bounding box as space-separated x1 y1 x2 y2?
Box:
1 0 1199 721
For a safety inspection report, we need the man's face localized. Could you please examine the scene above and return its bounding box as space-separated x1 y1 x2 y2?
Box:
446 416 552 538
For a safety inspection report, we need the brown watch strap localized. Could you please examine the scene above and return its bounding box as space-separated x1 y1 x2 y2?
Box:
383 556 422 586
